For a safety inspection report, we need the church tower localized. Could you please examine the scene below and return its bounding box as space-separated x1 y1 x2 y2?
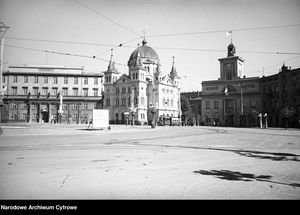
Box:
218 43 245 80
104 49 121 84
169 56 180 88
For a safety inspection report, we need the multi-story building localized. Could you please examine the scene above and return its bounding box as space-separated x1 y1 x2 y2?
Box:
201 43 262 127
1 65 103 123
261 64 300 128
103 39 181 125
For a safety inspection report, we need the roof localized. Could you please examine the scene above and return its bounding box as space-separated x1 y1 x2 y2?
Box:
5 65 103 77
128 40 160 67
9 65 84 70
218 55 245 62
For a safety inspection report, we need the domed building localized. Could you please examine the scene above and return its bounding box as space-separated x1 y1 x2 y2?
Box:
103 39 181 125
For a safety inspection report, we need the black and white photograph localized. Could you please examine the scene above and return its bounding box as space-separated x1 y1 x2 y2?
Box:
0 0 299 206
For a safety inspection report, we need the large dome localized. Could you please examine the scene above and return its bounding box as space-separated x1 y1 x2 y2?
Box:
128 39 160 67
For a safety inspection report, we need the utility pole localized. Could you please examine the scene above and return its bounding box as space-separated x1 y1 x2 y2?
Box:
239 83 244 127
240 84 243 115
130 86 135 126
0 22 10 134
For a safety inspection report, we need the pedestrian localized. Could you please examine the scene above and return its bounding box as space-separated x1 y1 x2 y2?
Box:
87 116 92 129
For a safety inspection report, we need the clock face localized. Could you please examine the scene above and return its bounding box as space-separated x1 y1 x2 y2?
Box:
225 63 232 69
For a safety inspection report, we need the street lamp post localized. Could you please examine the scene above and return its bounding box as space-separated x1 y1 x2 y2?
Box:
130 86 136 126
264 113 268 128
258 113 263 128
0 22 10 134
240 85 244 116
149 81 157 128
239 83 244 127
57 92 63 124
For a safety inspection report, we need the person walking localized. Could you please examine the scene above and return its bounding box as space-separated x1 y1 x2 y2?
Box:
87 116 92 129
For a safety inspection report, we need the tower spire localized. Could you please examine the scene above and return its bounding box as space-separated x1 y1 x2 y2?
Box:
142 29 147 46
170 56 177 80
143 29 146 40
107 48 119 73
110 48 113 61
108 48 113 69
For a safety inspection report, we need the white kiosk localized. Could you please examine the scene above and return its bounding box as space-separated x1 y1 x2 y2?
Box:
90 109 109 130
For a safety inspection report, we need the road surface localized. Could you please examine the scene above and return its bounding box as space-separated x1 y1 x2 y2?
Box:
0 124 299 199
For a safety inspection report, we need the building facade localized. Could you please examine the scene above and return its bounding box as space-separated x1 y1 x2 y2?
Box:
1 65 103 124
201 43 262 127
103 39 181 125
261 64 300 128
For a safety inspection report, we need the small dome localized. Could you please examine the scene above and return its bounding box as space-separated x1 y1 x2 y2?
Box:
128 40 160 67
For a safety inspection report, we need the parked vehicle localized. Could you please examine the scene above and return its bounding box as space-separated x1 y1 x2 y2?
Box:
158 116 180 126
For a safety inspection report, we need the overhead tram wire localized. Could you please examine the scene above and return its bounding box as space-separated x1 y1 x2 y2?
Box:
5 37 117 47
150 46 300 55
4 39 300 57
239 55 300 77
147 23 300 38
73 0 141 37
5 36 300 55
4 44 127 67
6 35 142 57
6 23 300 47
95 36 142 57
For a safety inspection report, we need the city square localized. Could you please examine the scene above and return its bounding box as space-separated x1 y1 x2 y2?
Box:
0 124 299 199
0 0 300 203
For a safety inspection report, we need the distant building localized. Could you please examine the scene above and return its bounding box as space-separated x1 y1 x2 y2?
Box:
201 43 262 127
103 39 181 125
1 65 103 123
261 64 300 128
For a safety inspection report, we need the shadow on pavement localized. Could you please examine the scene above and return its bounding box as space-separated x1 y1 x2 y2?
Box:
193 169 271 181
193 169 300 188
236 151 300 161
122 141 300 162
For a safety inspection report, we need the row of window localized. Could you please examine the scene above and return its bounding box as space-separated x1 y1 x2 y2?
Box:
9 87 99 97
9 113 83 121
106 97 141 107
205 100 256 109
162 98 174 107
162 88 174 94
9 103 95 110
206 101 219 109
105 76 118 83
105 97 176 108
6 75 102 85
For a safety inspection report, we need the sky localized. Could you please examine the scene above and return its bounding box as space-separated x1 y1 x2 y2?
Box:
0 0 300 92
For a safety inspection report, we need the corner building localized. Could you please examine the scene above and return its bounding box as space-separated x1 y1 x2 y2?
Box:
1 65 103 123
103 39 181 125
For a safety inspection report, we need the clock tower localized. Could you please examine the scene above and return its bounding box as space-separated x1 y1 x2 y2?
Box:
218 43 245 80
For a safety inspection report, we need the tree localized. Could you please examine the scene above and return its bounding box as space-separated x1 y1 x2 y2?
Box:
180 95 194 125
280 106 295 129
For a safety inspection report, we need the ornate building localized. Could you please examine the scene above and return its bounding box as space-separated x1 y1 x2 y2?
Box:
1 65 103 123
201 43 262 127
103 39 181 125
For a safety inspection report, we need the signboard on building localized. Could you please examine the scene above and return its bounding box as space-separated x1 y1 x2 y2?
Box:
92 109 109 129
